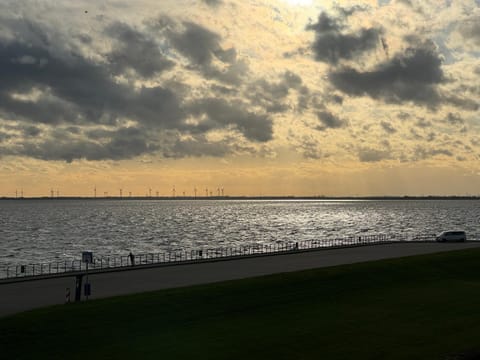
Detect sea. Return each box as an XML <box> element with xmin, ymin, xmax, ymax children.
<box><xmin>0</xmin><ymin>199</ymin><xmax>479</xmax><ymax>268</ymax></box>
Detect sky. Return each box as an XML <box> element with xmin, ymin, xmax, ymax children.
<box><xmin>0</xmin><ymin>0</ymin><xmax>479</xmax><ymax>197</ymax></box>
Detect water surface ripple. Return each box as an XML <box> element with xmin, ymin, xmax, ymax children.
<box><xmin>0</xmin><ymin>199</ymin><xmax>479</xmax><ymax>266</ymax></box>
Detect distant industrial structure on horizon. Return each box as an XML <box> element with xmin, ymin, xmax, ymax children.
<box><xmin>5</xmin><ymin>185</ymin><xmax>480</xmax><ymax>201</ymax></box>
<box><xmin>2</xmin><ymin>194</ymin><xmax>480</xmax><ymax>201</ymax></box>
<box><xmin>7</xmin><ymin>185</ymin><xmax>231</xmax><ymax>200</ymax></box>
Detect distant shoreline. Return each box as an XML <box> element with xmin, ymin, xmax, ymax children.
<box><xmin>1</xmin><ymin>195</ymin><xmax>480</xmax><ymax>201</ymax></box>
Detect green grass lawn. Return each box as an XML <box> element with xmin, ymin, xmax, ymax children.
<box><xmin>2</xmin><ymin>248</ymin><xmax>480</xmax><ymax>359</ymax></box>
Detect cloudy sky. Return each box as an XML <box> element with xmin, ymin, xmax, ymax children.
<box><xmin>0</xmin><ymin>0</ymin><xmax>479</xmax><ymax>197</ymax></box>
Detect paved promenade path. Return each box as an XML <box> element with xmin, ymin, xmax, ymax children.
<box><xmin>2</xmin><ymin>242</ymin><xmax>480</xmax><ymax>318</ymax></box>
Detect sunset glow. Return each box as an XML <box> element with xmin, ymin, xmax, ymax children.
<box><xmin>0</xmin><ymin>0</ymin><xmax>479</xmax><ymax>197</ymax></box>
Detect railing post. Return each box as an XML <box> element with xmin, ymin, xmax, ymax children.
<box><xmin>0</xmin><ymin>232</ymin><xmax>442</xmax><ymax>280</ymax></box>
<box><xmin>75</xmin><ymin>275</ymin><xmax>83</xmax><ymax>302</ymax></box>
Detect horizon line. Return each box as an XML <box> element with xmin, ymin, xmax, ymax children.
<box><xmin>1</xmin><ymin>195</ymin><xmax>480</xmax><ymax>200</ymax></box>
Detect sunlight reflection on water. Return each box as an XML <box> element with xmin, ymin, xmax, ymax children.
<box><xmin>0</xmin><ymin>199</ymin><xmax>479</xmax><ymax>266</ymax></box>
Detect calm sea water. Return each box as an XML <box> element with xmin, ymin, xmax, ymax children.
<box><xmin>0</xmin><ymin>199</ymin><xmax>479</xmax><ymax>267</ymax></box>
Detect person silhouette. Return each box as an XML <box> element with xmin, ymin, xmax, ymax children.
<box><xmin>128</xmin><ymin>252</ymin><xmax>135</xmax><ymax>266</ymax></box>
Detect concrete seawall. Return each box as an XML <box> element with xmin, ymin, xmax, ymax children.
<box><xmin>2</xmin><ymin>242</ymin><xmax>480</xmax><ymax>318</ymax></box>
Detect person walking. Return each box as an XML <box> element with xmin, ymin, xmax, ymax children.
<box><xmin>128</xmin><ymin>251</ymin><xmax>135</xmax><ymax>266</ymax></box>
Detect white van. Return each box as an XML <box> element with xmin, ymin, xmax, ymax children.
<box><xmin>435</xmin><ymin>231</ymin><xmax>467</xmax><ymax>242</ymax></box>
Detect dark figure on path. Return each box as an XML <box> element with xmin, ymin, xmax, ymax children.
<box><xmin>129</xmin><ymin>252</ymin><xmax>135</xmax><ymax>266</ymax></box>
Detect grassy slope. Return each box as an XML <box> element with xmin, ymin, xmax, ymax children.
<box><xmin>2</xmin><ymin>248</ymin><xmax>480</xmax><ymax>360</ymax></box>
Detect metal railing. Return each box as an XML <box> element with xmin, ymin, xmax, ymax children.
<box><xmin>0</xmin><ymin>232</ymin><xmax>451</xmax><ymax>280</ymax></box>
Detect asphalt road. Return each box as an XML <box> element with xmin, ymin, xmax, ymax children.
<box><xmin>2</xmin><ymin>242</ymin><xmax>480</xmax><ymax>318</ymax></box>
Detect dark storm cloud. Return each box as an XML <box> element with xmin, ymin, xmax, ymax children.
<box><xmin>306</xmin><ymin>13</ymin><xmax>339</xmax><ymax>33</ymax></box>
<box><xmin>0</xmin><ymin>124</ymin><xmax>40</xmax><ymax>139</ymax></box>
<box><xmin>127</xmin><ymin>86</ymin><xmax>185</xmax><ymax>128</ymax></box>
<box><xmin>445</xmin><ymin>94</ymin><xmax>478</xmax><ymax>111</ymax></box>
<box><xmin>0</xmin><ymin>19</ymin><xmax>194</xmax><ymax>127</ymax></box>
<box><xmin>76</xmin><ymin>34</ymin><xmax>93</xmax><ymax>45</ymax></box>
<box><xmin>163</xmin><ymin>135</ymin><xmax>235</xmax><ymax>158</ymax></box>
<box><xmin>0</xmin><ymin>16</ymin><xmax>276</xmax><ymax>162</ymax></box>
<box><xmin>187</xmin><ymin>98</ymin><xmax>273</xmax><ymax>142</ymax></box>
<box><xmin>0</xmin><ymin>93</ymin><xmax>80</xmax><ymax>126</ymax></box>
<box><xmin>210</xmin><ymin>84</ymin><xmax>238</xmax><ymax>95</ymax></box>
<box><xmin>316</xmin><ymin>110</ymin><xmax>347</xmax><ymax>131</ymax></box>
<box><xmin>0</xmin><ymin>131</ymin><xmax>12</xmax><ymax>142</ymax></box>
<box><xmin>105</xmin><ymin>22</ymin><xmax>174</xmax><ymax>77</ymax></box>
<box><xmin>306</xmin><ymin>12</ymin><xmax>382</xmax><ymax>64</ymax></box>
<box><xmin>0</xmin><ymin>40</ymin><xmax>124</xmax><ymax>126</ymax></box>
<box><xmin>0</xmin><ymin>37</ymin><xmax>185</xmax><ymax>129</ymax></box>
<box><xmin>20</xmin><ymin>125</ymin><xmax>41</xmax><ymax>137</ymax></box>
<box><xmin>6</xmin><ymin>127</ymin><xmax>156</xmax><ymax>163</ymax></box>
<box><xmin>162</xmin><ymin>20</ymin><xmax>247</xmax><ymax>85</ymax></box>
<box><xmin>329</xmin><ymin>44</ymin><xmax>444</xmax><ymax>108</ymax></box>
<box><xmin>169</xmin><ymin>22</ymin><xmax>223</xmax><ymax>66</ymax></box>
<box><xmin>247</xmin><ymin>71</ymin><xmax>303</xmax><ymax>114</ymax></box>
